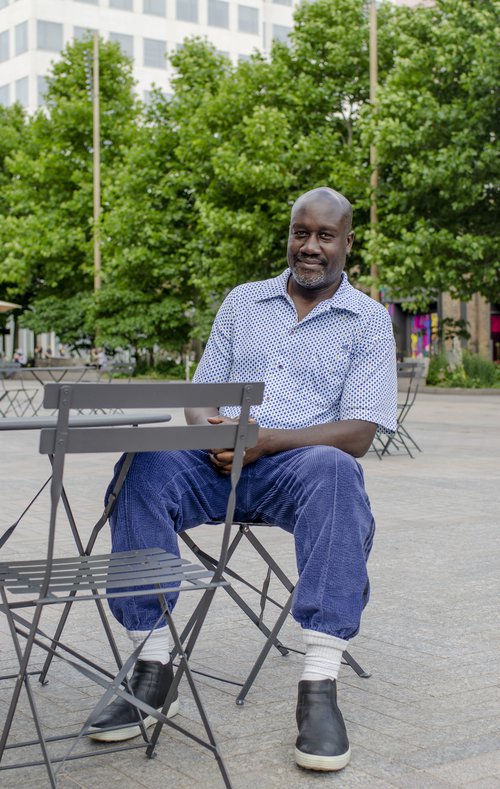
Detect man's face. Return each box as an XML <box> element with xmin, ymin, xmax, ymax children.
<box><xmin>287</xmin><ymin>197</ymin><xmax>354</xmax><ymax>293</ymax></box>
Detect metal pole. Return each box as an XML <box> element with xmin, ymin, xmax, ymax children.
<box><xmin>369</xmin><ymin>0</ymin><xmax>380</xmax><ymax>302</ymax></box>
<box><xmin>93</xmin><ymin>33</ymin><xmax>101</xmax><ymax>291</ymax></box>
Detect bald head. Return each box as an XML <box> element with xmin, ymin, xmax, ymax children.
<box><xmin>291</xmin><ymin>187</ymin><xmax>353</xmax><ymax>233</ymax></box>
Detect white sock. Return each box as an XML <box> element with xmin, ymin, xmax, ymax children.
<box><xmin>126</xmin><ymin>626</ymin><xmax>171</xmax><ymax>665</ymax></box>
<box><xmin>301</xmin><ymin>629</ymin><xmax>349</xmax><ymax>682</ymax></box>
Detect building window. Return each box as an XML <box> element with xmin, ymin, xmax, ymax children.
<box><xmin>77</xmin><ymin>0</ymin><xmax>99</xmax><ymax>4</ymax></box>
<box><xmin>143</xmin><ymin>0</ymin><xmax>165</xmax><ymax>15</ymax></box>
<box><xmin>109</xmin><ymin>32</ymin><xmax>134</xmax><ymax>58</ymax></box>
<box><xmin>15</xmin><ymin>76</ymin><xmax>29</xmax><ymax>107</ymax></box>
<box><xmin>37</xmin><ymin>21</ymin><xmax>63</xmax><ymax>52</ymax></box>
<box><xmin>0</xmin><ymin>0</ymin><xmax>9</xmax><ymax>8</ymax></box>
<box><xmin>37</xmin><ymin>75</ymin><xmax>48</xmax><ymax>106</ymax></box>
<box><xmin>15</xmin><ymin>21</ymin><xmax>28</xmax><ymax>55</ymax></box>
<box><xmin>238</xmin><ymin>53</ymin><xmax>250</xmax><ymax>62</ymax></box>
<box><xmin>272</xmin><ymin>24</ymin><xmax>292</xmax><ymax>43</ymax></box>
<box><xmin>208</xmin><ymin>0</ymin><xmax>229</xmax><ymax>29</ymax></box>
<box><xmin>109</xmin><ymin>0</ymin><xmax>133</xmax><ymax>9</ymax></box>
<box><xmin>272</xmin><ymin>0</ymin><xmax>292</xmax><ymax>5</ymax></box>
<box><xmin>238</xmin><ymin>5</ymin><xmax>258</xmax><ymax>34</ymax></box>
<box><xmin>0</xmin><ymin>83</ymin><xmax>9</xmax><ymax>106</ymax></box>
<box><xmin>0</xmin><ymin>30</ymin><xmax>9</xmax><ymax>62</ymax></box>
<box><xmin>176</xmin><ymin>0</ymin><xmax>197</xmax><ymax>23</ymax></box>
<box><xmin>143</xmin><ymin>37</ymin><xmax>166</xmax><ymax>68</ymax></box>
<box><xmin>74</xmin><ymin>27</ymin><xmax>97</xmax><ymax>41</ymax></box>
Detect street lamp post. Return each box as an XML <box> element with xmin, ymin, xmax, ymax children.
<box><xmin>369</xmin><ymin>0</ymin><xmax>380</xmax><ymax>302</ymax></box>
<box><xmin>92</xmin><ymin>32</ymin><xmax>101</xmax><ymax>292</ymax></box>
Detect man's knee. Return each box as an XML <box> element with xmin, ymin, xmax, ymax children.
<box><xmin>299</xmin><ymin>445</ymin><xmax>360</xmax><ymax>480</ymax></box>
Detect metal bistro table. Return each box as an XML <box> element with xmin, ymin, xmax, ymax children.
<box><xmin>0</xmin><ymin>366</ymin><xmax>101</xmax><ymax>418</ymax></box>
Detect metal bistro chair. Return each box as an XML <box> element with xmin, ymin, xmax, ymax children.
<box><xmin>180</xmin><ymin>521</ymin><xmax>371</xmax><ymax>706</ymax></box>
<box><xmin>381</xmin><ymin>361</ymin><xmax>425</xmax><ymax>458</ymax></box>
<box><xmin>0</xmin><ymin>380</ymin><xmax>263</xmax><ymax>788</ymax></box>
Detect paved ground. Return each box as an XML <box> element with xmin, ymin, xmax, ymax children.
<box><xmin>0</xmin><ymin>392</ymin><xmax>499</xmax><ymax>789</ymax></box>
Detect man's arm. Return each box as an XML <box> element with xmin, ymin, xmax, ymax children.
<box><xmin>184</xmin><ymin>409</ymin><xmax>376</xmax><ymax>475</ymax></box>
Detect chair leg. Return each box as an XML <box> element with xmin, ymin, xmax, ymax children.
<box><xmin>0</xmin><ymin>591</ymin><xmax>58</xmax><ymax>786</ymax></box>
<box><xmin>236</xmin><ymin>591</ymin><xmax>295</xmax><ymax>706</ymax></box>
<box><xmin>147</xmin><ymin>592</ymin><xmax>233</xmax><ymax>788</ymax></box>
<box><xmin>342</xmin><ymin>650</ymin><xmax>371</xmax><ymax>678</ymax></box>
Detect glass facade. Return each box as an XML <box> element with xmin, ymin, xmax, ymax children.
<box><xmin>238</xmin><ymin>5</ymin><xmax>258</xmax><ymax>34</ymax></box>
<box><xmin>15</xmin><ymin>75</ymin><xmax>29</xmax><ymax>107</ymax></box>
<box><xmin>208</xmin><ymin>0</ymin><xmax>229</xmax><ymax>29</ymax></box>
<box><xmin>144</xmin><ymin>37</ymin><xmax>166</xmax><ymax>68</ymax></box>
<box><xmin>37</xmin><ymin>75</ymin><xmax>48</xmax><ymax>106</ymax></box>
<box><xmin>143</xmin><ymin>0</ymin><xmax>166</xmax><ymax>15</ymax></box>
<box><xmin>0</xmin><ymin>30</ymin><xmax>9</xmax><ymax>62</ymax></box>
<box><xmin>176</xmin><ymin>0</ymin><xmax>197</xmax><ymax>23</ymax></box>
<box><xmin>15</xmin><ymin>21</ymin><xmax>28</xmax><ymax>56</ymax></box>
<box><xmin>37</xmin><ymin>21</ymin><xmax>63</xmax><ymax>52</ymax></box>
<box><xmin>109</xmin><ymin>0</ymin><xmax>133</xmax><ymax>9</ymax></box>
<box><xmin>109</xmin><ymin>32</ymin><xmax>134</xmax><ymax>57</ymax></box>
<box><xmin>272</xmin><ymin>23</ymin><xmax>291</xmax><ymax>42</ymax></box>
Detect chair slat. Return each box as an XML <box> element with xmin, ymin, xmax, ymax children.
<box><xmin>39</xmin><ymin>422</ymin><xmax>259</xmax><ymax>455</ymax></box>
<box><xmin>43</xmin><ymin>381</ymin><xmax>264</xmax><ymax>410</ymax></box>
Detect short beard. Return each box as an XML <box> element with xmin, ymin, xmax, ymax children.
<box><xmin>289</xmin><ymin>265</ymin><xmax>327</xmax><ymax>289</ymax></box>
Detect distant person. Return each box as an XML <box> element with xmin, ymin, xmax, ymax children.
<box><xmin>13</xmin><ymin>348</ymin><xmax>27</xmax><ymax>366</ymax></box>
<box><xmin>97</xmin><ymin>348</ymin><xmax>108</xmax><ymax>370</ymax></box>
<box><xmin>59</xmin><ymin>345</ymin><xmax>67</xmax><ymax>358</ymax></box>
<box><xmin>34</xmin><ymin>345</ymin><xmax>44</xmax><ymax>360</ymax></box>
<box><xmin>43</xmin><ymin>348</ymin><xmax>53</xmax><ymax>360</ymax></box>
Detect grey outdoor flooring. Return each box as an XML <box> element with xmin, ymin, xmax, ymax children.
<box><xmin>0</xmin><ymin>391</ymin><xmax>499</xmax><ymax>788</ymax></box>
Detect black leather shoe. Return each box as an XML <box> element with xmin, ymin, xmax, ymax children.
<box><xmin>88</xmin><ymin>659</ymin><xmax>179</xmax><ymax>742</ymax></box>
<box><xmin>295</xmin><ymin>679</ymin><xmax>351</xmax><ymax>771</ymax></box>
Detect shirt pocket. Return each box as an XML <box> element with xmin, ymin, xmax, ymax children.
<box><xmin>302</xmin><ymin>347</ymin><xmax>352</xmax><ymax>407</ymax></box>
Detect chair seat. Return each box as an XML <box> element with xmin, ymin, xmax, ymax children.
<box><xmin>0</xmin><ymin>548</ymin><xmax>227</xmax><ymax>603</ymax></box>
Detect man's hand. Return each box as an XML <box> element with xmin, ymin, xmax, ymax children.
<box><xmin>207</xmin><ymin>415</ymin><xmax>266</xmax><ymax>475</ymax></box>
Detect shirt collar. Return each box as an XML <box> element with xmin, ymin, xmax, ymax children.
<box><xmin>255</xmin><ymin>269</ymin><xmax>364</xmax><ymax>315</ymax></box>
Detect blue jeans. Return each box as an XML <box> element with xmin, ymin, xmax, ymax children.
<box><xmin>107</xmin><ymin>446</ymin><xmax>375</xmax><ymax>640</ymax></box>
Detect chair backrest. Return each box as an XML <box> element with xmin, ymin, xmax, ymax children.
<box><xmin>396</xmin><ymin>361</ymin><xmax>425</xmax><ymax>413</ymax></box>
<box><xmin>39</xmin><ymin>381</ymin><xmax>264</xmax><ymax>585</ymax></box>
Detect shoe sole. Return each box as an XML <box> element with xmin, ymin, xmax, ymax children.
<box><xmin>294</xmin><ymin>745</ymin><xmax>351</xmax><ymax>771</ymax></box>
<box><xmin>88</xmin><ymin>697</ymin><xmax>180</xmax><ymax>742</ymax></box>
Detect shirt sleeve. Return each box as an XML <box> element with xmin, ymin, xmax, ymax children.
<box><xmin>339</xmin><ymin>307</ymin><xmax>398</xmax><ymax>434</ymax></box>
<box><xmin>192</xmin><ymin>291</ymin><xmax>234</xmax><ymax>384</ymax></box>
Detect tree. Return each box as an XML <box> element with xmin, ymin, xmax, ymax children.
<box><xmin>369</xmin><ymin>0</ymin><xmax>499</xmax><ymax>306</ymax></box>
<box><xmin>0</xmin><ymin>36</ymin><xmax>138</xmax><ymax>348</ymax></box>
<box><xmin>153</xmin><ymin>0</ymin><xmax>397</xmax><ymax>333</ymax></box>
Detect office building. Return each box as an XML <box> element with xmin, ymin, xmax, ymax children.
<box><xmin>0</xmin><ymin>0</ymin><xmax>296</xmax><ymax>111</ymax></box>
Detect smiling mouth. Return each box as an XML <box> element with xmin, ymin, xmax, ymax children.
<box><xmin>296</xmin><ymin>258</ymin><xmax>325</xmax><ymax>268</ymax></box>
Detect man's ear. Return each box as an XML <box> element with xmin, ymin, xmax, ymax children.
<box><xmin>346</xmin><ymin>231</ymin><xmax>355</xmax><ymax>255</ymax></box>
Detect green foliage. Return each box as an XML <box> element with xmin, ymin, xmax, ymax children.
<box><xmin>369</xmin><ymin>0</ymin><xmax>499</xmax><ymax>305</ymax></box>
<box><xmin>0</xmin><ymin>37</ymin><xmax>138</xmax><ymax>331</ymax></box>
<box><xmin>1</xmin><ymin>1</ymin><xmax>498</xmax><ymax>350</ymax></box>
<box><xmin>427</xmin><ymin>351</ymin><xmax>500</xmax><ymax>388</ymax></box>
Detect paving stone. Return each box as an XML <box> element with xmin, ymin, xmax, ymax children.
<box><xmin>1</xmin><ymin>393</ymin><xmax>499</xmax><ymax>788</ymax></box>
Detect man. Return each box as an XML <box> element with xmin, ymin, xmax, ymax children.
<box><xmin>90</xmin><ymin>187</ymin><xmax>397</xmax><ymax>772</ymax></box>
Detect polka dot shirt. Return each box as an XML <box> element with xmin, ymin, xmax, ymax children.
<box><xmin>193</xmin><ymin>269</ymin><xmax>397</xmax><ymax>434</ymax></box>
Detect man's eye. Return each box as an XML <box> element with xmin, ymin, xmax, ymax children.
<box><xmin>294</xmin><ymin>231</ymin><xmax>307</xmax><ymax>238</ymax></box>
<box><xmin>320</xmin><ymin>234</ymin><xmax>333</xmax><ymax>241</ymax></box>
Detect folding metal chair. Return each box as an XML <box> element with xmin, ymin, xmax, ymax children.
<box><xmin>0</xmin><ymin>380</ymin><xmax>263</xmax><ymax>788</ymax></box>
<box><xmin>381</xmin><ymin>361</ymin><xmax>425</xmax><ymax>458</ymax></box>
<box><xmin>180</xmin><ymin>522</ymin><xmax>371</xmax><ymax>706</ymax></box>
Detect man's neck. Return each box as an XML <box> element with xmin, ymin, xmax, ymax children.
<box><xmin>287</xmin><ymin>275</ymin><xmax>342</xmax><ymax>322</ymax></box>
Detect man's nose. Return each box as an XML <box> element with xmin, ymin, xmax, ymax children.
<box><xmin>301</xmin><ymin>233</ymin><xmax>321</xmax><ymax>254</ymax></box>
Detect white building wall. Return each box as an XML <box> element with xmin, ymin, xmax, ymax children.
<box><xmin>0</xmin><ymin>0</ymin><xmax>296</xmax><ymax>112</ymax></box>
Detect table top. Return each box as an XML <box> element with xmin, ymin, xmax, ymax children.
<box><xmin>0</xmin><ymin>413</ymin><xmax>171</xmax><ymax>430</ymax></box>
